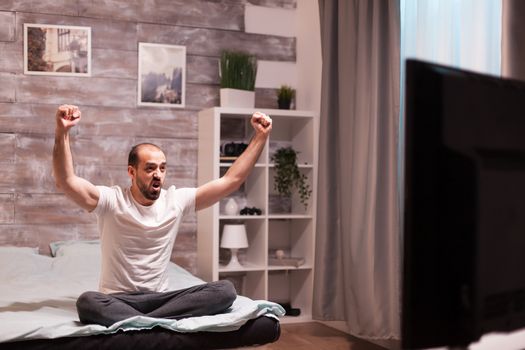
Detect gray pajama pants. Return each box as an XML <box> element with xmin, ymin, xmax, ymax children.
<box><xmin>76</xmin><ymin>280</ymin><xmax>236</xmax><ymax>327</ymax></box>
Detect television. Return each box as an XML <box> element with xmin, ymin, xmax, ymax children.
<box><xmin>402</xmin><ymin>59</ymin><xmax>525</xmax><ymax>349</ymax></box>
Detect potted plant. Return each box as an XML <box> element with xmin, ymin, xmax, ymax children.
<box><xmin>271</xmin><ymin>147</ymin><xmax>311</xmax><ymax>211</ymax></box>
<box><xmin>277</xmin><ymin>85</ymin><xmax>295</xmax><ymax>109</ymax></box>
<box><xmin>219</xmin><ymin>50</ymin><xmax>257</xmax><ymax>108</ymax></box>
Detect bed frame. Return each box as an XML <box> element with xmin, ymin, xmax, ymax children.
<box><xmin>0</xmin><ymin>316</ymin><xmax>280</xmax><ymax>350</ymax></box>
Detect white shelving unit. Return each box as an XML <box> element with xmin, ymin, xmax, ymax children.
<box><xmin>197</xmin><ymin>107</ymin><xmax>318</xmax><ymax>323</ymax></box>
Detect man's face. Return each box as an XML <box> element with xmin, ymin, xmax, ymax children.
<box><xmin>129</xmin><ymin>146</ymin><xmax>166</xmax><ymax>204</ymax></box>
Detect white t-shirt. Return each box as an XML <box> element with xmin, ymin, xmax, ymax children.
<box><xmin>93</xmin><ymin>185</ymin><xmax>197</xmax><ymax>294</ymax></box>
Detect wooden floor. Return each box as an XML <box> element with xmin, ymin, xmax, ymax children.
<box><xmin>242</xmin><ymin>322</ymin><xmax>397</xmax><ymax>350</ymax></box>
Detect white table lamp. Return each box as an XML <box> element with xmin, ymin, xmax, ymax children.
<box><xmin>221</xmin><ymin>224</ymin><xmax>248</xmax><ymax>269</ymax></box>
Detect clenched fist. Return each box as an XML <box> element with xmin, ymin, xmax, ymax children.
<box><xmin>56</xmin><ymin>104</ymin><xmax>81</xmax><ymax>131</ymax></box>
<box><xmin>251</xmin><ymin>111</ymin><xmax>272</xmax><ymax>136</ymax></box>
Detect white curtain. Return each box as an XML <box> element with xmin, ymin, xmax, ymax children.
<box><xmin>400</xmin><ymin>0</ymin><xmax>501</xmax><ymax>75</ymax></box>
<box><xmin>398</xmin><ymin>0</ymin><xmax>502</xmax><ymax>225</ymax></box>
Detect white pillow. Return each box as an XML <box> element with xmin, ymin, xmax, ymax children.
<box><xmin>0</xmin><ymin>246</ymin><xmax>39</xmax><ymax>254</ymax></box>
<box><xmin>50</xmin><ymin>240</ymin><xmax>100</xmax><ymax>257</ymax></box>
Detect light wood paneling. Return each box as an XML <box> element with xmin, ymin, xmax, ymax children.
<box><xmin>185</xmin><ymin>83</ymin><xmax>220</xmax><ymax>110</ymax></box>
<box><xmin>15</xmin><ymin>193</ymin><xmax>95</xmax><ymax>224</ymax></box>
<box><xmin>0</xmin><ymin>42</ymin><xmax>22</xmax><ymax>73</ymax></box>
<box><xmin>71</xmin><ymin>136</ymin><xmax>136</xmax><ymax>166</ymax></box>
<box><xmin>16</xmin><ymin>161</ymin><xmax>57</xmax><ymax>193</ymax></box>
<box><xmin>78</xmin><ymin>0</ymin><xmax>245</xmax><ymax>31</ymax></box>
<box><xmin>0</xmin><ymin>163</ymin><xmax>17</xmax><ymax>193</ymax></box>
<box><xmin>92</xmin><ymin>48</ymin><xmax>137</xmax><ymax>79</ymax></box>
<box><xmin>256</xmin><ymin>87</ymin><xmax>282</xmax><ymax>109</ymax></box>
<box><xmin>16</xmin><ymin>13</ymin><xmax>138</xmax><ymax>51</ymax></box>
<box><xmin>15</xmin><ymin>134</ymin><xmax>54</xmax><ymax>161</ymax></box>
<box><xmin>77</xmin><ymin>106</ymin><xmax>198</xmax><ymax>139</ymax></box>
<box><xmin>0</xmin><ymin>11</ymin><xmax>15</xmax><ymax>42</ymax></box>
<box><xmin>0</xmin><ymin>72</ymin><xmax>15</xmax><ymax>102</ymax></box>
<box><xmin>187</xmin><ymin>55</ymin><xmax>219</xmax><ymax>85</ymax></box>
<box><xmin>0</xmin><ymin>1</ymin><xmax>79</xmax><ymax>16</ymax></box>
<box><xmin>0</xmin><ymin>224</ymin><xmax>99</xmax><ymax>255</ymax></box>
<box><xmin>0</xmin><ymin>194</ymin><xmax>15</xmax><ymax>223</ymax></box>
<box><xmin>0</xmin><ymin>103</ymin><xmax>61</xmax><ymax>135</ymax></box>
<box><xmin>17</xmin><ymin>75</ymin><xmax>137</xmax><ymax>108</ymax></box>
<box><xmin>138</xmin><ymin>23</ymin><xmax>296</xmax><ymax>61</ymax></box>
<box><xmin>0</xmin><ymin>133</ymin><xmax>15</xmax><ymax>163</ymax></box>
<box><xmin>0</xmin><ymin>0</ymin><xmax>296</xmax><ymax>272</ymax></box>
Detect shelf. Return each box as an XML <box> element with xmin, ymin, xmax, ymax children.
<box><xmin>219</xmin><ymin>263</ymin><xmax>266</xmax><ymax>273</ymax></box>
<box><xmin>219</xmin><ymin>215</ymin><xmax>265</xmax><ymax>220</ymax></box>
<box><xmin>268</xmin><ymin>163</ymin><xmax>313</xmax><ymax>169</ymax></box>
<box><xmin>202</xmin><ymin>106</ymin><xmax>317</xmax><ymax>118</ymax></box>
<box><xmin>268</xmin><ymin>214</ymin><xmax>313</xmax><ymax>219</ymax></box>
<box><xmin>220</xmin><ymin>162</ymin><xmax>267</xmax><ymax>168</ymax></box>
<box><xmin>267</xmin><ymin>265</ymin><xmax>313</xmax><ymax>271</ymax></box>
<box><xmin>198</xmin><ymin>107</ymin><xmax>317</xmax><ymax>319</ymax></box>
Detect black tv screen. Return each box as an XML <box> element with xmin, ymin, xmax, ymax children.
<box><xmin>402</xmin><ymin>59</ymin><xmax>525</xmax><ymax>349</ymax></box>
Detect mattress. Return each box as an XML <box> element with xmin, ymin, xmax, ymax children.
<box><xmin>0</xmin><ymin>243</ymin><xmax>283</xmax><ymax>349</ymax></box>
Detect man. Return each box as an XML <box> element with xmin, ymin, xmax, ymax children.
<box><xmin>53</xmin><ymin>104</ymin><xmax>272</xmax><ymax>327</ymax></box>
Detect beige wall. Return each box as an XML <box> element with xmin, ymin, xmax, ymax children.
<box><xmin>0</xmin><ymin>0</ymin><xmax>297</xmax><ymax>273</ymax></box>
<box><xmin>296</xmin><ymin>0</ymin><xmax>322</xmax><ymax>113</ymax></box>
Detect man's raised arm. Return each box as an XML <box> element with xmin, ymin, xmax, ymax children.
<box><xmin>53</xmin><ymin>104</ymin><xmax>99</xmax><ymax>212</ymax></box>
<box><xmin>195</xmin><ymin>111</ymin><xmax>272</xmax><ymax>211</ymax></box>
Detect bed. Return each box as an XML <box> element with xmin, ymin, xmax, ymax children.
<box><xmin>0</xmin><ymin>242</ymin><xmax>283</xmax><ymax>349</ymax></box>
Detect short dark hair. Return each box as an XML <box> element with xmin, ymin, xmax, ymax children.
<box><xmin>128</xmin><ymin>143</ymin><xmax>162</xmax><ymax>167</ymax></box>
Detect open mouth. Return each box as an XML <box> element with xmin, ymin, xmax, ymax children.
<box><xmin>151</xmin><ymin>181</ymin><xmax>161</xmax><ymax>190</ymax></box>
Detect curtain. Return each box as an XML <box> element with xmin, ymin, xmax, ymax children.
<box><xmin>398</xmin><ymin>0</ymin><xmax>502</xmax><ymax>223</ymax></box>
<box><xmin>502</xmin><ymin>0</ymin><xmax>525</xmax><ymax>80</ymax></box>
<box><xmin>400</xmin><ymin>0</ymin><xmax>501</xmax><ymax>76</ymax></box>
<box><xmin>313</xmin><ymin>0</ymin><xmax>401</xmax><ymax>339</ymax></box>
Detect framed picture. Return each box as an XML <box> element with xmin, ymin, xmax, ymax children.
<box><xmin>138</xmin><ymin>43</ymin><xmax>186</xmax><ymax>108</ymax></box>
<box><xmin>24</xmin><ymin>23</ymin><xmax>91</xmax><ymax>76</ymax></box>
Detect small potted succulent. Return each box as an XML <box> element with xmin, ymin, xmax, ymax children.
<box><xmin>276</xmin><ymin>85</ymin><xmax>295</xmax><ymax>109</ymax></box>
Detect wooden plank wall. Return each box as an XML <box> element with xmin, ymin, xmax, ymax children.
<box><xmin>0</xmin><ymin>0</ymin><xmax>296</xmax><ymax>273</ymax></box>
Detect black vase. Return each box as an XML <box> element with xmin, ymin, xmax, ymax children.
<box><xmin>278</xmin><ymin>99</ymin><xmax>291</xmax><ymax>110</ymax></box>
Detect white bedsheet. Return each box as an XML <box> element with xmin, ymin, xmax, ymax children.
<box><xmin>0</xmin><ymin>246</ymin><xmax>284</xmax><ymax>343</ymax></box>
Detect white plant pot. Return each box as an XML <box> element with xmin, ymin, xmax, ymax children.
<box><xmin>220</xmin><ymin>88</ymin><xmax>255</xmax><ymax>108</ymax></box>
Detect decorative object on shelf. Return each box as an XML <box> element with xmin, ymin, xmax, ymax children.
<box><xmin>271</xmin><ymin>147</ymin><xmax>312</xmax><ymax>210</ymax></box>
<box><xmin>220</xmin><ymin>156</ymin><xmax>238</xmax><ymax>163</ymax></box>
<box><xmin>279</xmin><ymin>302</ymin><xmax>301</xmax><ymax>317</ymax></box>
<box><xmin>268</xmin><ymin>194</ymin><xmax>291</xmax><ymax>213</ymax></box>
<box><xmin>224</xmin><ymin>198</ymin><xmax>239</xmax><ymax>216</ymax></box>
<box><xmin>276</xmin><ymin>84</ymin><xmax>295</xmax><ymax>109</ymax></box>
<box><xmin>240</xmin><ymin>206</ymin><xmax>262</xmax><ymax>216</ymax></box>
<box><xmin>221</xmin><ymin>142</ymin><xmax>248</xmax><ymax>157</ymax></box>
<box><xmin>268</xmin><ymin>249</ymin><xmax>305</xmax><ymax>267</ymax></box>
<box><xmin>221</xmin><ymin>224</ymin><xmax>249</xmax><ymax>269</ymax></box>
<box><xmin>219</xmin><ymin>50</ymin><xmax>257</xmax><ymax>108</ymax></box>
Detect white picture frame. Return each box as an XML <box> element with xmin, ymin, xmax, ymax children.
<box><xmin>138</xmin><ymin>42</ymin><xmax>186</xmax><ymax>108</ymax></box>
<box><xmin>24</xmin><ymin>23</ymin><xmax>91</xmax><ymax>77</ymax></box>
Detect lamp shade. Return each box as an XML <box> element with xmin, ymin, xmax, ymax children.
<box><xmin>220</xmin><ymin>224</ymin><xmax>248</xmax><ymax>249</ymax></box>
